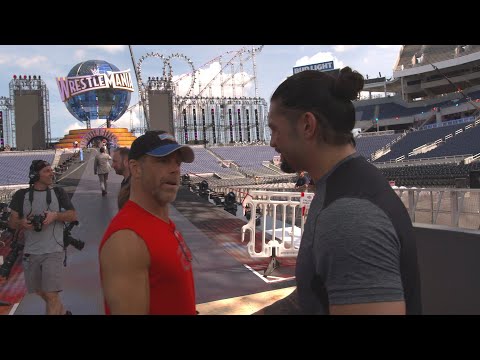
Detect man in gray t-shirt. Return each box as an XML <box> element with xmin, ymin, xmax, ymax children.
<box><xmin>7</xmin><ymin>160</ymin><xmax>78</xmax><ymax>315</ymax></box>
<box><xmin>294</xmin><ymin>154</ymin><xmax>404</xmax><ymax>314</ymax></box>
<box><xmin>255</xmin><ymin>68</ymin><xmax>421</xmax><ymax>315</ymax></box>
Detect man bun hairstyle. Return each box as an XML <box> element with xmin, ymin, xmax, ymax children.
<box><xmin>333</xmin><ymin>66</ymin><xmax>365</xmax><ymax>101</ymax></box>
<box><xmin>271</xmin><ymin>67</ymin><xmax>364</xmax><ymax>145</ymax></box>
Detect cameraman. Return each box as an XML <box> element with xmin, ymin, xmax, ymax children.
<box><xmin>7</xmin><ymin>160</ymin><xmax>77</xmax><ymax>315</ymax></box>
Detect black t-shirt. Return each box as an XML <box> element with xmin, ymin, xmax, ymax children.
<box><xmin>120</xmin><ymin>175</ymin><xmax>131</xmax><ymax>189</ymax></box>
<box><xmin>295</xmin><ymin>177</ymin><xmax>307</xmax><ymax>187</ymax></box>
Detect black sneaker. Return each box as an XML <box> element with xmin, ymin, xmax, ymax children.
<box><xmin>65</xmin><ymin>310</ymin><xmax>72</xmax><ymax>315</ymax></box>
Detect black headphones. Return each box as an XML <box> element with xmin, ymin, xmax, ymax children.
<box><xmin>29</xmin><ymin>160</ymin><xmax>48</xmax><ymax>184</ymax></box>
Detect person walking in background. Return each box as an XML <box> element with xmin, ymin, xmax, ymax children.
<box><xmin>94</xmin><ymin>147</ymin><xmax>112</xmax><ymax>197</ymax></box>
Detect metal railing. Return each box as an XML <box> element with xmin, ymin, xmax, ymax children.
<box><xmin>394</xmin><ymin>188</ymin><xmax>480</xmax><ymax>229</ymax></box>
<box><xmin>240</xmin><ymin>190</ymin><xmax>309</xmax><ymax>258</ymax></box>
<box><xmin>233</xmin><ymin>188</ymin><xmax>480</xmax><ymax>260</ymax></box>
<box><xmin>374</xmin><ymin>154</ymin><xmax>470</xmax><ymax>167</ymax></box>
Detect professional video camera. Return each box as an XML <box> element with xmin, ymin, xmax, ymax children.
<box><xmin>63</xmin><ymin>221</ymin><xmax>84</xmax><ymax>251</ymax></box>
<box><xmin>30</xmin><ymin>214</ymin><xmax>46</xmax><ymax>232</ymax></box>
<box><xmin>0</xmin><ymin>232</ymin><xmax>23</xmax><ymax>279</ymax></box>
<box><xmin>223</xmin><ymin>192</ymin><xmax>238</xmax><ymax>216</ymax></box>
<box><xmin>199</xmin><ymin>180</ymin><xmax>210</xmax><ymax>198</ymax></box>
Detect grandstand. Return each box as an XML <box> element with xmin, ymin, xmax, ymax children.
<box><xmin>0</xmin><ymin>150</ymin><xmax>55</xmax><ymax>186</ymax></box>
<box><xmin>347</xmin><ymin>44</ymin><xmax>480</xmax><ymax>190</ymax></box>
<box><xmin>209</xmin><ymin>145</ymin><xmax>278</xmax><ymax>167</ymax></box>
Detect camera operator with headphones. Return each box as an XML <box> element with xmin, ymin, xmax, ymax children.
<box><xmin>6</xmin><ymin>160</ymin><xmax>77</xmax><ymax>315</ymax></box>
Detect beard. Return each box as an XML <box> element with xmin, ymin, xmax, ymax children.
<box><xmin>280</xmin><ymin>157</ymin><xmax>297</xmax><ymax>174</ymax></box>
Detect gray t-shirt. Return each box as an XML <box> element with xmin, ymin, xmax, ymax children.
<box><xmin>9</xmin><ymin>187</ymin><xmax>75</xmax><ymax>255</ymax></box>
<box><xmin>295</xmin><ymin>153</ymin><xmax>404</xmax><ymax>314</ymax></box>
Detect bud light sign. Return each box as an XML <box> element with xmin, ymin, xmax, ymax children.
<box><xmin>293</xmin><ymin>61</ymin><xmax>334</xmax><ymax>74</ymax></box>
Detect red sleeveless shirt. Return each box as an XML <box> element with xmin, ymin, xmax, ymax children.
<box><xmin>99</xmin><ymin>200</ymin><xmax>196</xmax><ymax>315</ymax></box>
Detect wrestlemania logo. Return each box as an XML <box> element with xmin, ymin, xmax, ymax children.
<box><xmin>56</xmin><ymin>66</ymin><xmax>134</xmax><ymax>102</ymax></box>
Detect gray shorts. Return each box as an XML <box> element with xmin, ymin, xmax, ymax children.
<box><xmin>22</xmin><ymin>252</ymin><xmax>65</xmax><ymax>293</ymax></box>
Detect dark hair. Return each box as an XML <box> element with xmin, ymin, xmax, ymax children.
<box><xmin>113</xmin><ymin>147</ymin><xmax>130</xmax><ymax>159</ymax></box>
<box><xmin>271</xmin><ymin>67</ymin><xmax>364</xmax><ymax>145</ymax></box>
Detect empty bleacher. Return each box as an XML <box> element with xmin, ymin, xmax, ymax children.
<box><xmin>355</xmin><ymin>104</ymin><xmax>376</xmax><ymax>121</ymax></box>
<box><xmin>378</xmin><ymin>102</ymin><xmax>431</xmax><ymax>119</ymax></box>
<box><xmin>213</xmin><ymin>168</ymin><xmax>246</xmax><ymax>179</ymax></box>
<box><xmin>240</xmin><ymin>166</ymin><xmax>282</xmax><ymax>177</ymax></box>
<box><xmin>375</xmin><ymin>121</ymin><xmax>474</xmax><ymax>162</ymax></box>
<box><xmin>380</xmin><ymin>162</ymin><xmax>480</xmax><ymax>188</ymax></box>
<box><xmin>0</xmin><ymin>151</ymin><xmax>55</xmax><ymax>186</ymax></box>
<box><xmin>209</xmin><ymin>145</ymin><xmax>278</xmax><ymax>167</ymax></box>
<box><xmin>355</xmin><ymin>133</ymin><xmax>399</xmax><ymax>158</ymax></box>
<box><xmin>357</xmin><ymin>88</ymin><xmax>480</xmax><ymax>122</ymax></box>
<box><xmin>181</xmin><ymin>147</ymin><xmax>226</xmax><ymax>174</ymax></box>
<box><xmin>410</xmin><ymin>123</ymin><xmax>480</xmax><ymax>159</ymax></box>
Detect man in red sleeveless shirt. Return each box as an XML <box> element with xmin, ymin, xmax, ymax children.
<box><xmin>99</xmin><ymin>130</ymin><xmax>196</xmax><ymax>314</ymax></box>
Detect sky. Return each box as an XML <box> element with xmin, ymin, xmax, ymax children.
<box><xmin>0</xmin><ymin>45</ymin><xmax>402</xmax><ymax>140</ymax></box>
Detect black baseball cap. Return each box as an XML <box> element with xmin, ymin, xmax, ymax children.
<box><xmin>129</xmin><ymin>130</ymin><xmax>194</xmax><ymax>163</ymax></box>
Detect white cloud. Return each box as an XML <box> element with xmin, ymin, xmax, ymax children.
<box><xmin>171</xmin><ymin>61</ymin><xmax>254</xmax><ymax>97</ymax></box>
<box><xmin>15</xmin><ymin>56</ymin><xmax>48</xmax><ymax>69</ymax></box>
<box><xmin>363</xmin><ymin>57</ymin><xmax>369</xmax><ymax>63</ymax></box>
<box><xmin>88</xmin><ymin>45</ymin><xmax>126</xmax><ymax>54</ymax></box>
<box><xmin>113</xmin><ymin>104</ymin><xmax>142</xmax><ymax>129</ymax></box>
<box><xmin>376</xmin><ymin>45</ymin><xmax>394</xmax><ymax>49</ymax></box>
<box><xmin>0</xmin><ymin>54</ymin><xmax>12</xmax><ymax>65</ymax></box>
<box><xmin>74</xmin><ymin>49</ymin><xmax>86</xmax><ymax>61</ymax></box>
<box><xmin>333</xmin><ymin>45</ymin><xmax>360</xmax><ymax>52</ymax></box>
<box><xmin>62</xmin><ymin>121</ymin><xmax>84</xmax><ymax>135</ymax></box>
<box><xmin>295</xmin><ymin>52</ymin><xmax>345</xmax><ymax>69</ymax></box>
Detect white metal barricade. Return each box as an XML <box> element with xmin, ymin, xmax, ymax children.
<box><xmin>241</xmin><ymin>190</ymin><xmax>313</xmax><ymax>258</ymax></box>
